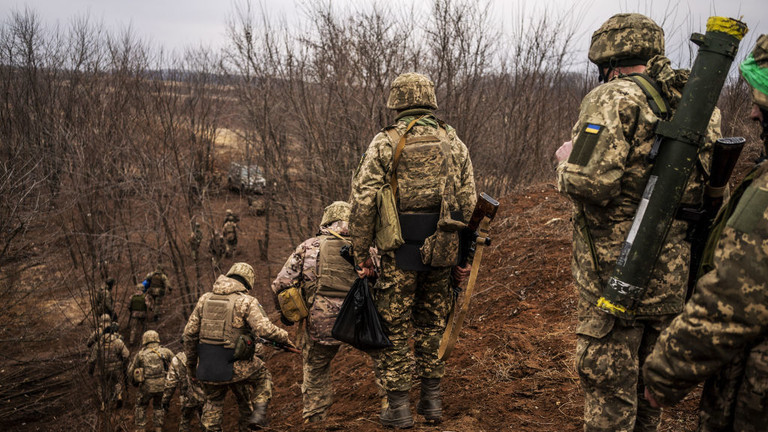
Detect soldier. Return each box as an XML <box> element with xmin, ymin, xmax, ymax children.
<box><xmin>87</xmin><ymin>323</ymin><xmax>130</xmax><ymax>410</ymax></box>
<box><xmin>87</xmin><ymin>313</ymin><xmax>115</xmax><ymax>348</ymax></box>
<box><xmin>271</xmin><ymin>201</ymin><xmax>383</xmax><ymax>423</ymax></box>
<box><xmin>642</xmin><ymin>34</ymin><xmax>768</xmax><ymax>431</ymax></box>
<box><xmin>162</xmin><ymin>349</ymin><xmax>206</xmax><ymax>432</ymax></box>
<box><xmin>183</xmin><ymin>262</ymin><xmax>295</xmax><ymax>431</ymax></box>
<box><xmin>190</xmin><ymin>221</ymin><xmax>203</xmax><ymax>261</ymax></box>
<box><xmin>223</xmin><ymin>209</ymin><xmax>239</xmax><ymax>258</ymax></box>
<box><xmin>129</xmin><ymin>284</ymin><xmax>153</xmax><ymax>345</ymax></box>
<box><xmin>209</xmin><ymin>230</ymin><xmax>225</xmax><ymax>267</ymax></box>
<box><xmin>554</xmin><ymin>14</ymin><xmax>721</xmax><ymax>431</ymax></box>
<box><xmin>144</xmin><ymin>266</ymin><xmax>171</xmax><ymax>321</ymax></box>
<box><xmin>94</xmin><ymin>277</ymin><xmax>116</xmax><ymax>320</ymax></box>
<box><xmin>128</xmin><ymin>330</ymin><xmax>174</xmax><ymax>432</ymax></box>
<box><xmin>349</xmin><ymin>72</ymin><xmax>476</xmax><ymax>427</ymax></box>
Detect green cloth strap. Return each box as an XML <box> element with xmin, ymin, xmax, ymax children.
<box><xmin>740</xmin><ymin>54</ymin><xmax>768</xmax><ymax>98</ymax></box>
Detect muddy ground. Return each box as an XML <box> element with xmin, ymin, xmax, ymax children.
<box><xmin>1</xmin><ymin>182</ymin><xmax>705</xmax><ymax>431</ymax></box>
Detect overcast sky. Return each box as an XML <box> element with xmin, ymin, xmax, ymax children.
<box><xmin>1</xmin><ymin>0</ymin><xmax>765</xmax><ymax>68</ymax></box>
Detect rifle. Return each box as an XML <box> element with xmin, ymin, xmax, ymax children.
<box><xmin>682</xmin><ymin>137</ymin><xmax>745</xmax><ymax>299</ymax></box>
<box><xmin>254</xmin><ymin>336</ymin><xmax>301</xmax><ymax>354</ymax></box>
<box><xmin>438</xmin><ymin>193</ymin><xmax>499</xmax><ymax>360</ymax></box>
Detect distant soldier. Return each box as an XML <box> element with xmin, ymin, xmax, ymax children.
<box><xmin>128</xmin><ymin>330</ymin><xmax>174</xmax><ymax>432</ymax></box>
<box><xmin>222</xmin><ymin>209</ymin><xmax>239</xmax><ymax>258</ymax></box>
<box><xmin>189</xmin><ymin>222</ymin><xmax>203</xmax><ymax>261</ymax></box>
<box><xmin>129</xmin><ymin>284</ymin><xmax>153</xmax><ymax>345</ymax></box>
<box><xmin>209</xmin><ymin>231</ymin><xmax>225</xmax><ymax>267</ymax></box>
<box><xmin>144</xmin><ymin>266</ymin><xmax>171</xmax><ymax>321</ymax></box>
<box><xmin>87</xmin><ymin>324</ymin><xmax>130</xmax><ymax>410</ymax></box>
<box><xmin>183</xmin><ymin>262</ymin><xmax>295</xmax><ymax>431</ymax></box>
<box><xmin>162</xmin><ymin>350</ymin><xmax>206</xmax><ymax>432</ymax></box>
<box><xmin>94</xmin><ymin>277</ymin><xmax>116</xmax><ymax>320</ymax></box>
<box><xmin>87</xmin><ymin>313</ymin><xmax>115</xmax><ymax>348</ymax></box>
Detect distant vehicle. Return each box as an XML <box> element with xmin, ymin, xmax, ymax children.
<box><xmin>227</xmin><ymin>162</ymin><xmax>266</xmax><ymax>195</ymax></box>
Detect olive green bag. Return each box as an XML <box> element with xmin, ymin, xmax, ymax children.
<box><xmin>376</xmin><ymin>117</ymin><xmax>424</xmax><ymax>251</ymax></box>
<box><xmin>277</xmin><ymin>286</ymin><xmax>308</xmax><ymax>323</ymax></box>
<box><xmin>233</xmin><ymin>334</ymin><xmax>255</xmax><ymax>361</ymax></box>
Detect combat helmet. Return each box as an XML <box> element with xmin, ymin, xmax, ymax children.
<box><xmin>142</xmin><ymin>330</ymin><xmax>160</xmax><ymax>346</ymax></box>
<box><xmin>320</xmin><ymin>201</ymin><xmax>351</xmax><ymax>228</ymax></box>
<box><xmin>589</xmin><ymin>13</ymin><xmax>664</xmax><ymax>78</ymax></box>
<box><xmin>387</xmin><ymin>72</ymin><xmax>438</xmax><ymax>111</ymax></box>
<box><xmin>99</xmin><ymin>313</ymin><xmax>112</xmax><ymax>328</ymax></box>
<box><xmin>226</xmin><ymin>262</ymin><xmax>255</xmax><ymax>291</ymax></box>
<box><xmin>740</xmin><ymin>34</ymin><xmax>768</xmax><ymax>110</ymax></box>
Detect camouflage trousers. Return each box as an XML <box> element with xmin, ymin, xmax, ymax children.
<box><xmin>575</xmin><ymin>299</ymin><xmax>673</xmax><ymax>432</ymax></box>
<box><xmin>179</xmin><ymin>403</ymin><xmax>204</xmax><ymax>432</ymax></box>
<box><xmin>200</xmin><ymin>368</ymin><xmax>272</xmax><ymax>432</ymax></box>
<box><xmin>225</xmin><ymin>239</ymin><xmax>237</xmax><ymax>257</ymax></box>
<box><xmin>372</xmin><ymin>255</ymin><xmax>453</xmax><ymax>392</ymax></box>
<box><xmin>135</xmin><ymin>390</ymin><xmax>164</xmax><ymax>431</ymax></box>
<box><xmin>130</xmin><ymin>317</ymin><xmax>147</xmax><ymax>345</ymax></box>
<box><xmin>698</xmin><ymin>339</ymin><xmax>768</xmax><ymax>432</ymax></box>
<box><xmin>96</xmin><ymin>369</ymin><xmax>125</xmax><ymax>408</ymax></box>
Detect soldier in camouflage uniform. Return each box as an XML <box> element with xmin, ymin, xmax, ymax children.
<box><xmin>271</xmin><ymin>201</ymin><xmax>384</xmax><ymax>423</ymax></box>
<box><xmin>129</xmin><ymin>283</ymin><xmax>153</xmax><ymax>345</ymax></box>
<box><xmin>190</xmin><ymin>222</ymin><xmax>203</xmax><ymax>261</ymax></box>
<box><xmin>144</xmin><ymin>266</ymin><xmax>171</xmax><ymax>321</ymax></box>
<box><xmin>350</xmin><ymin>72</ymin><xmax>476</xmax><ymax>428</ymax></box>
<box><xmin>162</xmin><ymin>350</ymin><xmax>206</xmax><ymax>432</ymax></box>
<box><xmin>223</xmin><ymin>209</ymin><xmax>239</xmax><ymax>258</ymax></box>
<box><xmin>128</xmin><ymin>330</ymin><xmax>174</xmax><ymax>432</ymax></box>
<box><xmin>555</xmin><ymin>14</ymin><xmax>721</xmax><ymax>431</ymax></box>
<box><xmin>87</xmin><ymin>313</ymin><xmax>116</xmax><ymax>348</ymax></box>
<box><xmin>88</xmin><ymin>324</ymin><xmax>130</xmax><ymax>410</ymax></box>
<box><xmin>642</xmin><ymin>34</ymin><xmax>768</xmax><ymax>432</ymax></box>
<box><xmin>94</xmin><ymin>277</ymin><xmax>116</xmax><ymax>320</ymax></box>
<box><xmin>183</xmin><ymin>262</ymin><xmax>294</xmax><ymax>431</ymax></box>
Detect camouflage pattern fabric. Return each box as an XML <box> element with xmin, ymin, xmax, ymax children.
<box><xmin>223</xmin><ymin>220</ymin><xmax>238</xmax><ymax>257</ymax></box>
<box><xmin>386</xmin><ymin>72</ymin><xmax>438</xmax><ymax>110</ymax></box>
<box><xmin>300</xmin><ymin>327</ymin><xmax>341</xmax><ymax>420</ymax></box>
<box><xmin>128</xmin><ymin>342</ymin><xmax>173</xmax><ymax>431</ymax></box>
<box><xmin>87</xmin><ymin>332</ymin><xmax>129</xmax><ymax>408</ymax></box>
<box><xmin>129</xmin><ymin>291</ymin><xmax>153</xmax><ymax>345</ymax></box>
<box><xmin>209</xmin><ymin>232</ymin><xmax>225</xmax><ymax>265</ymax></box>
<box><xmin>270</xmin><ymin>220</ymin><xmax>350</xmax><ymax>346</ymax></box>
<box><xmin>643</xmin><ymin>166</ymin><xmax>768</xmax><ymax>431</ymax></box>
<box><xmin>163</xmin><ymin>352</ymin><xmax>205</xmax><ymax>432</ymax></box>
<box><xmin>184</xmin><ymin>275</ymin><xmax>290</xmax><ymax>385</ymax></box>
<box><xmin>372</xmin><ymin>255</ymin><xmax>453</xmax><ymax>392</ymax></box>
<box><xmin>349</xmin><ymin>109</ymin><xmax>476</xmax><ymax>266</ymax></box>
<box><xmin>145</xmin><ymin>270</ymin><xmax>170</xmax><ymax>319</ymax></box>
<box><xmin>94</xmin><ymin>284</ymin><xmax>115</xmax><ymax>318</ymax></box>
<box><xmin>556</xmin><ymin>55</ymin><xmax>721</xmax><ymax>430</ymax></box>
<box><xmin>200</xmin><ymin>367</ymin><xmax>272</xmax><ymax>432</ymax></box>
<box><xmin>588</xmin><ymin>13</ymin><xmax>664</xmax><ymax>66</ymax></box>
<box><xmin>190</xmin><ymin>226</ymin><xmax>203</xmax><ymax>260</ymax></box>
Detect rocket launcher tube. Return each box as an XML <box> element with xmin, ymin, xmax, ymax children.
<box><xmin>596</xmin><ymin>17</ymin><xmax>748</xmax><ymax>318</ymax></box>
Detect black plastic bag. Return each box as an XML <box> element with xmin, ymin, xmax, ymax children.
<box><xmin>332</xmin><ymin>277</ymin><xmax>392</xmax><ymax>350</ymax></box>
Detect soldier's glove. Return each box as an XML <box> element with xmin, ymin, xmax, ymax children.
<box><xmin>280</xmin><ymin>314</ymin><xmax>294</xmax><ymax>327</ymax></box>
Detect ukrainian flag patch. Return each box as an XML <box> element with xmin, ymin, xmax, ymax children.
<box><xmin>585</xmin><ymin>124</ymin><xmax>601</xmax><ymax>134</ymax></box>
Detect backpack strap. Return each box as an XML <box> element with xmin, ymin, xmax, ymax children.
<box><xmin>627</xmin><ymin>73</ymin><xmax>670</xmax><ymax>119</ymax></box>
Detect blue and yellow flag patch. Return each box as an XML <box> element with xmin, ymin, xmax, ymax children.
<box><xmin>584</xmin><ymin>124</ymin><xmax>601</xmax><ymax>134</ymax></box>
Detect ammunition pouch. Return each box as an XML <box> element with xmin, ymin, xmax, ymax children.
<box><xmin>130</xmin><ymin>294</ymin><xmax>147</xmax><ymax>312</ymax></box>
<box><xmin>233</xmin><ymin>334</ymin><xmax>256</xmax><ymax>361</ymax></box>
<box><xmin>395</xmin><ymin>211</ymin><xmax>463</xmax><ymax>271</ymax></box>
<box><xmin>196</xmin><ymin>342</ymin><xmax>235</xmax><ymax>382</ymax></box>
<box><xmin>133</xmin><ymin>367</ymin><xmax>145</xmax><ymax>384</ymax></box>
<box><xmin>375</xmin><ymin>183</ymin><xmax>404</xmax><ymax>251</ymax></box>
<box><xmin>276</xmin><ymin>286</ymin><xmax>308</xmax><ymax>323</ymax></box>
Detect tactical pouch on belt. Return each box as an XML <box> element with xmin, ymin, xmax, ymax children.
<box><xmin>233</xmin><ymin>334</ymin><xmax>255</xmax><ymax>361</ymax></box>
<box><xmin>395</xmin><ymin>210</ymin><xmax>464</xmax><ymax>271</ymax></box>
<box><xmin>421</xmin><ymin>206</ymin><xmax>465</xmax><ymax>268</ymax></box>
<box><xmin>277</xmin><ymin>286</ymin><xmax>308</xmax><ymax>323</ymax></box>
<box><xmin>374</xmin><ymin>183</ymin><xmax>404</xmax><ymax>251</ymax></box>
<box><xmin>132</xmin><ymin>367</ymin><xmax>145</xmax><ymax>384</ymax></box>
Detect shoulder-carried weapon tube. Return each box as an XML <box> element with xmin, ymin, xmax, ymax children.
<box><xmin>597</xmin><ymin>17</ymin><xmax>748</xmax><ymax>318</ymax></box>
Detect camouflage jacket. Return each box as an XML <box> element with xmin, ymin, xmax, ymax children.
<box><xmin>88</xmin><ymin>332</ymin><xmax>129</xmax><ymax>375</ymax></box>
<box><xmin>556</xmin><ymin>55</ymin><xmax>721</xmax><ymax>317</ymax></box>
<box><xmin>183</xmin><ymin>275</ymin><xmax>290</xmax><ymax>384</ymax></box>
<box><xmin>271</xmin><ymin>221</ymin><xmax>351</xmax><ymax>346</ymax></box>
<box><xmin>94</xmin><ymin>285</ymin><xmax>114</xmax><ymax>316</ymax></box>
<box><xmin>128</xmin><ymin>342</ymin><xmax>174</xmax><ymax>394</ymax></box>
<box><xmin>162</xmin><ymin>352</ymin><xmax>206</xmax><ymax>408</ymax></box>
<box><xmin>350</xmin><ymin>109</ymin><xmax>477</xmax><ymax>264</ymax></box>
<box><xmin>643</xmin><ymin>164</ymin><xmax>768</xmax><ymax>408</ymax></box>
<box><xmin>145</xmin><ymin>271</ymin><xmax>170</xmax><ymax>297</ymax></box>
<box><xmin>223</xmin><ymin>220</ymin><xmax>237</xmax><ymax>241</ymax></box>
<box><xmin>129</xmin><ymin>290</ymin><xmax>153</xmax><ymax>319</ymax></box>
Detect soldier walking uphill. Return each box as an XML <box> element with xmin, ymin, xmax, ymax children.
<box><xmin>87</xmin><ymin>323</ymin><xmax>129</xmax><ymax>410</ymax></box>
<box><xmin>87</xmin><ymin>313</ymin><xmax>117</xmax><ymax>348</ymax></box>
<box><xmin>190</xmin><ymin>221</ymin><xmax>203</xmax><ymax>261</ymax></box>
<box><xmin>128</xmin><ymin>330</ymin><xmax>174</xmax><ymax>432</ymax></box>
<box><xmin>183</xmin><ymin>262</ymin><xmax>295</xmax><ymax>431</ymax></box>
<box><xmin>223</xmin><ymin>209</ymin><xmax>239</xmax><ymax>258</ymax></box>
<box><xmin>129</xmin><ymin>284</ymin><xmax>154</xmax><ymax>345</ymax></box>
<box><xmin>350</xmin><ymin>72</ymin><xmax>476</xmax><ymax>428</ymax></box>
<box><xmin>271</xmin><ymin>201</ymin><xmax>383</xmax><ymax>423</ymax></box>
<box><xmin>643</xmin><ymin>34</ymin><xmax>768</xmax><ymax>432</ymax></box>
<box><xmin>555</xmin><ymin>14</ymin><xmax>721</xmax><ymax>431</ymax></box>
<box><xmin>162</xmin><ymin>350</ymin><xmax>206</xmax><ymax>432</ymax></box>
<box><xmin>93</xmin><ymin>277</ymin><xmax>117</xmax><ymax>320</ymax></box>
<box><xmin>144</xmin><ymin>266</ymin><xmax>171</xmax><ymax>321</ymax></box>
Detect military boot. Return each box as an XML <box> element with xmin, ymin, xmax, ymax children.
<box><xmin>380</xmin><ymin>390</ymin><xmax>413</xmax><ymax>429</ymax></box>
<box><xmin>417</xmin><ymin>378</ymin><xmax>442</xmax><ymax>423</ymax></box>
<box><xmin>246</xmin><ymin>402</ymin><xmax>268</xmax><ymax>430</ymax></box>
